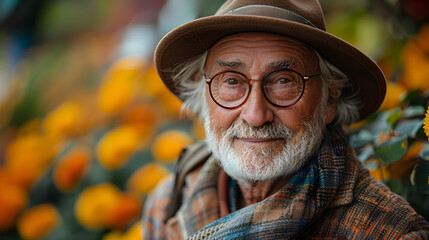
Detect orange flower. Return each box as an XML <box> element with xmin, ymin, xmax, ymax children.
<box><xmin>121</xmin><ymin>103</ymin><xmax>159</xmax><ymax>147</ymax></box>
<box><xmin>5</xmin><ymin>133</ymin><xmax>56</xmax><ymax>189</ymax></box>
<box><xmin>138</xmin><ymin>65</ymin><xmax>164</xmax><ymax>98</ymax></box>
<box><xmin>0</xmin><ymin>170</ymin><xmax>28</xmax><ymax>231</ymax></box>
<box><xmin>157</xmin><ymin>91</ymin><xmax>183</xmax><ymax>118</ymax></box>
<box><xmin>401</xmin><ymin>25</ymin><xmax>429</xmax><ymax>91</ymax></box>
<box><xmin>122</xmin><ymin>220</ymin><xmax>143</xmax><ymax>240</ymax></box>
<box><xmin>97</xmin><ymin>58</ymin><xmax>145</xmax><ymax>115</ymax></box>
<box><xmin>43</xmin><ymin>101</ymin><xmax>83</xmax><ymax>139</ymax></box>
<box><xmin>75</xmin><ymin>183</ymin><xmax>142</xmax><ymax>230</ymax></box>
<box><xmin>152</xmin><ymin>130</ymin><xmax>193</xmax><ymax>163</ymax></box>
<box><xmin>369</xmin><ymin>166</ymin><xmax>390</xmax><ymax>182</ymax></box>
<box><xmin>379</xmin><ymin>81</ymin><xmax>406</xmax><ymax>110</ymax></box>
<box><xmin>102</xmin><ymin>231</ymin><xmax>123</xmax><ymax>240</ymax></box>
<box><xmin>138</xmin><ymin>65</ymin><xmax>183</xmax><ymax>117</ymax></box>
<box><xmin>75</xmin><ymin>183</ymin><xmax>121</xmax><ymax>229</ymax></box>
<box><xmin>127</xmin><ymin>163</ymin><xmax>170</xmax><ymax>195</ymax></box>
<box><xmin>17</xmin><ymin>204</ymin><xmax>60</xmax><ymax>240</ymax></box>
<box><xmin>96</xmin><ymin>126</ymin><xmax>141</xmax><ymax>169</ymax></box>
<box><xmin>53</xmin><ymin>147</ymin><xmax>91</xmax><ymax>192</ymax></box>
<box><xmin>106</xmin><ymin>193</ymin><xmax>142</xmax><ymax>229</ymax></box>
<box><xmin>101</xmin><ymin>221</ymin><xmax>143</xmax><ymax>240</ymax></box>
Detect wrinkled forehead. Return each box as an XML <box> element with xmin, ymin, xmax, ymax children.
<box><xmin>205</xmin><ymin>32</ymin><xmax>319</xmax><ymax>72</ymax></box>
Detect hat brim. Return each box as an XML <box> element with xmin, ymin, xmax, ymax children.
<box><xmin>155</xmin><ymin>15</ymin><xmax>386</xmax><ymax>121</ymax></box>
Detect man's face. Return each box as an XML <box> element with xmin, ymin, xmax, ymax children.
<box><xmin>203</xmin><ymin>32</ymin><xmax>336</xmax><ymax>182</ymax></box>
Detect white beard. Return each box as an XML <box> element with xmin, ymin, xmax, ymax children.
<box><xmin>204</xmin><ymin>99</ymin><xmax>327</xmax><ymax>183</ymax></box>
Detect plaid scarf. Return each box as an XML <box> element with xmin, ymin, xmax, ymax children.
<box><xmin>143</xmin><ymin>126</ymin><xmax>429</xmax><ymax>239</ymax></box>
<box><xmin>175</xmin><ymin>125</ymin><xmax>352</xmax><ymax>239</ymax></box>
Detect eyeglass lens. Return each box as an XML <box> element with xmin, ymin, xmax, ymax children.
<box><xmin>208</xmin><ymin>69</ymin><xmax>305</xmax><ymax>109</ymax></box>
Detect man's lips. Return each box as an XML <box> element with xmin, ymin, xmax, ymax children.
<box><xmin>234</xmin><ymin>138</ymin><xmax>283</xmax><ymax>146</ymax></box>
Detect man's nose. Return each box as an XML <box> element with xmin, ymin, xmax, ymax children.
<box><xmin>239</xmin><ymin>84</ymin><xmax>274</xmax><ymax>127</ymax></box>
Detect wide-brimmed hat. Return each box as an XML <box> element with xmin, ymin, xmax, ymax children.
<box><xmin>154</xmin><ymin>0</ymin><xmax>386</xmax><ymax>121</ymax></box>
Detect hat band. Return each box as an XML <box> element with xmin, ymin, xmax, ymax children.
<box><xmin>224</xmin><ymin>5</ymin><xmax>318</xmax><ymax>29</ymax></box>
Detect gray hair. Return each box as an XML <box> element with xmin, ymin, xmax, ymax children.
<box><xmin>316</xmin><ymin>53</ymin><xmax>360</xmax><ymax>125</ymax></box>
<box><xmin>169</xmin><ymin>50</ymin><xmax>360</xmax><ymax>126</ymax></box>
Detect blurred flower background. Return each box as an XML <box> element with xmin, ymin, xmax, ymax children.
<box><xmin>0</xmin><ymin>0</ymin><xmax>428</xmax><ymax>239</ymax></box>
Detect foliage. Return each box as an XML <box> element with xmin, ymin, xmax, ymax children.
<box><xmin>345</xmin><ymin>25</ymin><xmax>429</xmax><ymax>219</ymax></box>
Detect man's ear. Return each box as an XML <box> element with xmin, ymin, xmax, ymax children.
<box><xmin>324</xmin><ymin>87</ymin><xmax>342</xmax><ymax>124</ymax></box>
<box><xmin>193</xmin><ymin>72</ymin><xmax>202</xmax><ymax>82</ymax></box>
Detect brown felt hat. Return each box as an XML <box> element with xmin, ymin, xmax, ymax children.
<box><xmin>154</xmin><ymin>0</ymin><xmax>386</xmax><ymax>121</ymax></box>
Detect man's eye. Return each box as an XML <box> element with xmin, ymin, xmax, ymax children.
<box><xmin>277</xmin><ymin>78</ymin><xmax>291</xmax><ymax>84</ymax></box>
<box><xmin>226</xmin><ymin>78</ymin><xmax>239</xmax><ymax>85</ymax></box>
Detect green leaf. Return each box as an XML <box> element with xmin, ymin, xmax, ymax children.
<box><xmin>374</xmin><ymin>135</ymin><xmax>408</xmax><ymax>164</ymax></box>
<box><xmin>403</xmin><ymin>105</ymin><xmax>426</xmax><ymax>118</ymax></box>
<box><xmin>411</xmin><ymin>162</ymin><xmax>429</xmax><ymax>194</ymax></box>
<box><xmin>387</xmin><ymin>109</ymin><xmax>403</xmax><ymax>126</ymax></box>
<box><xmin>395</xmin><ymin>119</ymin><xmax>424</xmax><ymax>137</ymax></box>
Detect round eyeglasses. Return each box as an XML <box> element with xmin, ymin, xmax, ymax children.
<box><xmin>204</xmin><ymin>69</ymin><xmax>320</xmax><ymax>109</ymax></box>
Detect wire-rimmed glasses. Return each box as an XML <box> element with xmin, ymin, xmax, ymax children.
<box><xmin>205</xmin><ymin>69</ymin><xmax>320</xmax><ymax>109</ymax></box>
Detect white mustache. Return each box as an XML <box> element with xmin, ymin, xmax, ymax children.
<box><xmin>225</xmin><ymin>121</ymin><xmax>294</xmax><ymax>140</ymax></box>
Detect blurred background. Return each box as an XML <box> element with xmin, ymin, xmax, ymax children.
<box><xmin>0</xmin><ymin>0</ymin><xmax>428</xmax><ymax>239</ymax></box>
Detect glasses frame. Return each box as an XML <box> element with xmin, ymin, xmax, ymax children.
<box><xmin>204</xmin><ymin>68</ymin><xmax>320</xmax><ymax>109</ymax></box>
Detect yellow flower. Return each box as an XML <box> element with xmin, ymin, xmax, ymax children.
<box><xmin>96</xmin><ymin>126</ymin><xmax>141</xmax><ymax>169</ymax></box>
<box><xmin>0</xmin><ymin>170</ymin><xmax>28</xmax><ymax>231</ymax></box>
<box><xmin>17</xmin><ymin>204</ymin><xmax>60</xmax><ymax>240</ymax></box>
<box><xmin>102</xmin><ymin>231</ymin><xmax>123</xmax><ymax>240</ymax></box>
<box><xmin>101</xmin><ymin>221</ymin><xmax>143</xmax><ymax>240</ymax></box>
<box><xmin>53</xmin><ymin>147</ymin><xmax>91</xmax><ymax>192</ymax></box>
<box><xmin>138</xmin><ymin>65</ymin><xmax>164</xmax><ymax>98</ymax></box>
<box><xmin>121</xmin><ymin>103</ymin><xmax>159</xmax><ymax>148</ymax></box>
<box><xmin>43</xmin><ymin>101</ymin><xmax>83</xmax><ymax>139</ymax></box>
<box><xmin>5</xmin><ymin>133</ymin><xmax>56</xmax><ymax>189</ymax></box>
<box><xmin>157</xmin><ymin>91</ymin><xmax>183</xmax><ymax>118</ymax></box>
<box><xmin>379</xmin><ymin>81</ymin><xmax>406</xmax><ymax>110</ymax></box>
<box><xmin>97</xmin><ymin>58</ymin><xmax>144</xmax><ymax>115</ymax></box>
<box><xmin>75</xmin><ymin>183</ymin><xmax>121</xmax><ymax>229</ymax></box>
<box><xmin>424</xmin><ymin>107</ymin><xmax>429</xmax><ymax>140</ymax></box>
<box><xmin>75</xmin><ymin>183</ymin><xmax>142</xmax><ymax>230</ymax></box>
<box><xmin>402</xmin><ymin>25</ymin><xmax>429</xmax><ymax>91</ymax></box>
<box><xmin>138</xmin><ymin>65</ymin><xmax>183</xmax><ymax>117</ymax></box>
<box><xmin>152</xmin><ymin>130</ymin><xmax>193</xmax><ymax>163</ymax></box>
<box><xmin>369</xmin><ymin>165</ymin><xmax>390</xmax><ymax>181</ymax></box>
<box><xmin>122</xmin><ymin>220</ymin><xmax>143</xmax><ymax>240</ymax></box>
<box><xmin>127</xmin><ymin>163</ymin><xmax>170</xmax><ymax>195</ymax></box>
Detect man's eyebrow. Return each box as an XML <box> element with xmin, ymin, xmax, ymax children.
<box><xmin>216</xmin><ymin>60</ymin><xmax>245</xmax><ymax>68</ymax></box>
<box><xmin>269</xmin><ymin>59</ymin><xmax>295</xmax><ymax>69</ymax></box>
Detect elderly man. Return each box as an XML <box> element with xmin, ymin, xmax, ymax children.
<box><xmin>142</xmin><ymin>0</ymin><xmax>429</xmax><ymax>239</ymax></box>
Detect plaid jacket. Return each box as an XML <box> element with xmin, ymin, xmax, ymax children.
<box><xmin>142</xmin><ymin>126</ymin><xmax>429</xmax><ymax>239</ymax></box>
